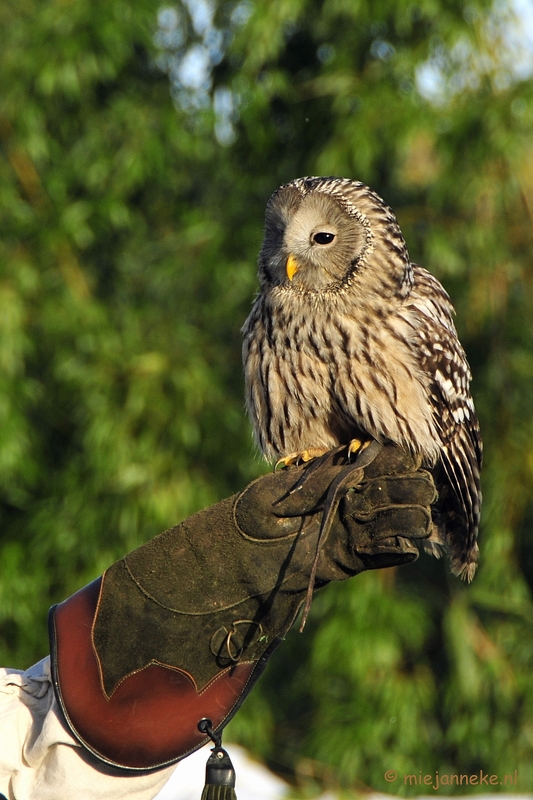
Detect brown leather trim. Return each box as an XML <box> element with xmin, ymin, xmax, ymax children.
<box><xmin>49</xmin><ymin>579</ymin><xmax>256</xmax><ymax>771</ymax></box>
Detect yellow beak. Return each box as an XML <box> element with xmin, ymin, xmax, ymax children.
<box><xmin>286</xmin><ymin>254</ymin><xmax>300</xmax><ymax>281</ymax></box>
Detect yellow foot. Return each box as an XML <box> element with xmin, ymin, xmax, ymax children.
<box><xmin>275</xmin><ymin>448</ymin><xmax>329</xmax><ymax>469</ymax></box>
<box><xmin>347</xmin><ymin>438</ymin><xmax>371</xmax><ymax>459</ymax></box>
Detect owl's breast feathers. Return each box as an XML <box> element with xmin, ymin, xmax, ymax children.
<box><xmin>242</xmin><ymin>277</ymin><xmax>444</xmax><ymax>463</ymax></box>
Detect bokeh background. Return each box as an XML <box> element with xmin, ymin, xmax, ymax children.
<box><xmin>1</xmin><ymin>0</ymin><xmax>533</xmax><ymax>795</ymax></box>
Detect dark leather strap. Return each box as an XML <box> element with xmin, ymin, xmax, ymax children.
<box><xmin>49</xmin><ymin>578</ymin><xmax>274</xmax><ymax>771</ymax></box>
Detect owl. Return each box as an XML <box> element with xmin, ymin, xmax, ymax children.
<box><xmin>242</xmin><ymin>177</ymin><xmax>482</xmax><ymax>580</ymax></box>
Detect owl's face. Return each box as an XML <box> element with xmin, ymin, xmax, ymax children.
<box><xmin>257</xmin><ymin>177</ymin><xmax>412</xmax><ymax>299</ymax></box>
<box><xmin>259</xmin><ymin>184</ymin><xmax>369</xmax><ymax>292</ymax></box>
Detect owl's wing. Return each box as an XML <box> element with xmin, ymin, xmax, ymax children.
<box><xmin>411</xmin><ymin>266</ymin><xmax>482</xmax><ymax>579</ymax></box>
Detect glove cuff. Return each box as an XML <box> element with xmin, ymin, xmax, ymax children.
<box><xmin>49</xmin><ymin>576</ymin><xmax>286</xmax><ymax>772</ymax></box>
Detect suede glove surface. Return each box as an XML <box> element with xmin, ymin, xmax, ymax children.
<box><xmin>95</xmin><ymin>444</ymin><xmax>435</xmax><ymax>693</ymax></box>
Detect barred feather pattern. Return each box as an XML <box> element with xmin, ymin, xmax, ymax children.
<box><xmin>242</xmin><ymin>177</ymin><xmax>482</xmax><ymax>579</ymax></box>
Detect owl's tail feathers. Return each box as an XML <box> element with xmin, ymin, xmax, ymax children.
<box><xmin>422</xmin><ymin>528</ymin><xmax>446</xmax><ymax>560</ymax></box>
<box><xmin>424</xmin><ymin>514</ymin><xmax>479</xmax><ymax>582</ymax></box>
<box><xmin>452</xmin><ymin>545</ymin><xmax>479</xmax><ymax>583</ymax></box>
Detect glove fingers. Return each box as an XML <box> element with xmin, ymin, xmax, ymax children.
<box><xmin>343</xmin><ymin>504</ymin><xmax>433</xmax><ymax>547</ymax></box>
<box><xmin>348</xmin><ymin>473</ymin><xmax>437</xmax><ymax>513</ymax></box>
<box><xmin>356</xmin><ymin>536</ymin><xmax>420</xmax><ymax>571</ymax></box>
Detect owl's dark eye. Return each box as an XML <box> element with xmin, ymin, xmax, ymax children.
<box><xmin>313</xmin><ymin>232</ymin><xmax>335</xmax><ymax>245</ymax></box>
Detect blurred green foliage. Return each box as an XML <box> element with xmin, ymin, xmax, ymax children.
<box><xmin>1</xmin><ymin>0</ymin><xmax>533</xmax><ymax>794</ymax></box>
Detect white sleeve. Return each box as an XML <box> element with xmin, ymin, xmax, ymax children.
<box><xmin>0</xmin><ymin>657</ymin><xmax>176</xmax><ymax>800</ymax></box>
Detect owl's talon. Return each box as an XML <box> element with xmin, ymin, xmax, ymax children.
<box><xmin>276</xmin><ymin>448</ymin><xmax>329</xmax><ymax>469</ymax></box>
<box><xmin>347</xmin><ymin>438</ymin><xmax>371</xmax><ymax>460</ymax></box>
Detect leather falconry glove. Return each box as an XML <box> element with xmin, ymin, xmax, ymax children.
<box><xmin>48</xmin><ymin>444</ymin><xmax>436</xmax><ymax>773</ymax></box>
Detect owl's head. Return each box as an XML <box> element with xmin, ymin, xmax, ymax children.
<box><xmin>258</xmin><ymin>176</ymin><xmax>412</xmax><ymax>298</ymax></box>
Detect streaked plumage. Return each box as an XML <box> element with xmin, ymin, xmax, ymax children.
<box><xmin>242</xmin><ymin>177</ymin><xmax>482</xmax><ymax>579</ymax></box>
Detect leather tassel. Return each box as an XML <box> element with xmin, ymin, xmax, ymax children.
<box><xmin>200</xmin><ymin>746</ymin><xmax>237</xmax><ymax>800</ymax></box>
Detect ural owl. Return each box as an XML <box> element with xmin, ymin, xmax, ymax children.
<box><xmin>242</xmin><ymin>177</ymin><xmax>482</xmax><ymax>579</ymax></box>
